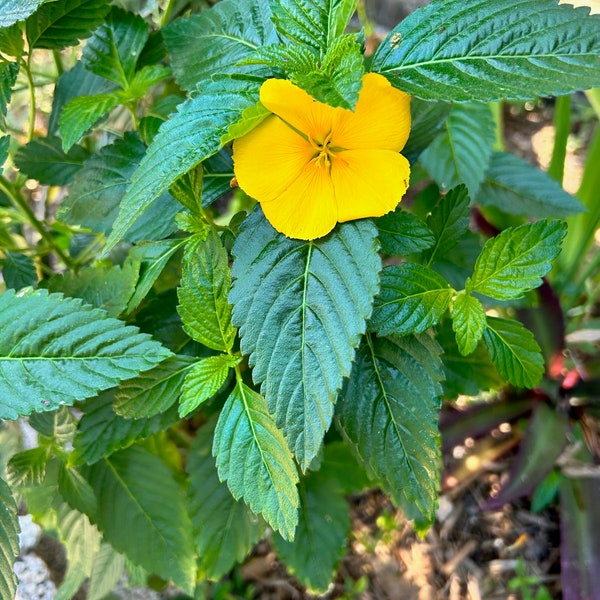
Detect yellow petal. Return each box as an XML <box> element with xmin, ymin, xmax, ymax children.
<box><xmin>332</xmin><ymin>73</ymin><xmax>411</xmax><ymax>152</ymax></box>
<box><xmin>331</xmin><ymin>149</ymin><xmax>410</xmax><ymax>222</ymax></box>
<box><xmin>233</xmin><ymin>114</ymin><xmax>315</xmax><ymax>203</ymax></box>
<box><xmin>261</xmin><ymin>163</ymin><xmax>337</xmax><ymax>240</ymax></box>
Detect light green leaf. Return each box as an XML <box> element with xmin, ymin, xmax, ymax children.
<box><xmin>230</xmin><ymin>209</ymin><xmax>381</xmax><ymax>470</ymax></box>
<box><xmin>163</xmin><ymin>0</ymin><xmax>278</xmax><ymax>92</ymax></box>
<box><xmin>0</xmin><ymin>289</ymin><xmax>171</xmax><ymax>420</ymax></box>
<box><xmin>127</xmin><ymin>64</ymin><xmax>171</xmax><ymax>99</ymax></box>
<box><xmin>372</xmin><ymin>0</ymin><xmax>600</xmax><ymax>101</ymax></box>
<box><xmin>170</xmin><ymin>165</ymin><xmax>204</xmax><ymax>213</ymax></box>
<box><xmin>29</xmin><ymin>407</ymin><xmax>77</xmax><ymax>446</ymax></box>
<box><xmin>477</xmin><ymin>152</ymin><xmax>586</xmax><ymax>218</ymax></box>
<box><xmin>402</xmin><ymin>98</ymin><xmax>451</xmax><ymax>163</ymax></box>
<box><xmin>483</xmin><ymin>316</ymin><xmax>544</xmax><ymax>388</ymax></box>
<box><xmin>420</xmin><ymin>103</ymin><xmax>495</xmax><ymax>200</ymax></box>
<box><xmin>86</xmin><ymin>445</ymin><xmax>196</xmax><ymax>593</ymax></box>
<box><xmin>81</xmin><ymin>7</ymin><xmax>148</xmax><ymax>88</ymax></box>
<box><xmin>371</xmin><ymin>263</ymin><xmax>452</xmax><ymax>336</ymax></box>
<box><xmin>0</xmin><ymin>24</ymin><xmax>24</xmax><ymax>58</ymax></box>
<box><xmin>338</xmin><ymin>334</ymin><xmax>443</xmax><ymax>526</ymax></box>
<box><xmin>2</xmin><ymin>251</ymin><xmax>37</xmax><ymax>290</ymax></box>
<box><xmin>6</xmin><ymin>447</ymin><xmax>48</xmax><ymax>488</ymax></box>
<box><xmin>0</xmin><ymin>477</ymin><xmax>19</xmax><ymax>600</ymax></box>
<box><xmin>470</xmin><ymin>219</ymin><xmax>567</xmax><ymax>299</ymax></box>
<box><xmin>104</xmin><ymin>77</ymin><xmax>260</xmax><ymax>253</ymax></box>
<box><xmin>0</xmin><ymin>62</ymin><xmax>18</xmax><ymax>132</ymax></box>
<box><xmin>179</xmin><ymin>354</ymin><xmax>240</xmax><ymax>418</ymax></box>
<box><xmin>57</xmin><ymin>463</ymin><xmax>98</xmax><ymax>517</ymax></box>
<box><xmin>114</xmin><ymin>355</ymin><xmax>196</xmax><ymax>419</ymax></box>
<box><xmin>87</xmin><ymin>544</ymin><xmax>125</xmax><ymax>600</ymax></box>
<box><xmin>213</xmin><ymin>381</ymin><xmax>299</xmax><ymax>541</ymax></box>
<box><xmin>451</xmin><ymin>292</ymin><xmax>486</xmax><ymax>356</ymax></box>
<box><xmin>375</xmin><ymin>207</ymin><xmax>435</xmax><ymax>256</ymax></box>
<box><xmin>178</xmin><ymin>231</ymin><xmax>236</xmax><ymax>352</ymax></box>
<box><xmin>188</xmin><ymin>417</ymin><xmax>265</xmax><ymax>580</ymax></box>
<box><xmin>221</xmin><ymin>101</ymin><xmax>271</xmax><ymax>147</ymax></box>
<box><xmin>0</xmin><ymin>0</ymin><xmax>46</xmax><ymax>27</ymax></box>
<box><xmin>26</xmin><ymin>0</ymin><xmax>112</xmax><ymax>50</ymax></box>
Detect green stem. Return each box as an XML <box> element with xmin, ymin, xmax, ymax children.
<box><xmin>357</xmin><ymin>0</ymin><xmax>373</xmax><ymax>38</ymax></box>
<box><xmin>490</xmin><ymin>101</ymin><xmax>505</xmax><ymax>151</ymax></box>
<box><xmin>160</xmin><ymin>0</ymin><xmax>176</xmax><ymax>28</ymax></box>
<box><xmin>22</xmin><ymin>55</ymin><xmax>37</xmax><ymax>142</ymax></box>
<box><xmin>548</xmin><ymin>95</ymin><xmax>571</xmax><ymax>184</ymax></box>
<box><xmin>52</xmin><ymin>49</ymin><xmax>64</xmax><ymax>77</ymax></box>
<box><xmin>125</xmin><ymin>102</ymin><xmax>139</xmax><ymax>131</ymax></box>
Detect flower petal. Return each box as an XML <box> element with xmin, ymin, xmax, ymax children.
<box><xmin>331</xmin><ymin>149</ymin><xmax>410</xmax><ymax>222</ymax></box>
<box><xmin>233</xmin><ymin>114</ymin><xmax>315</xmax><ymax>203</ymax></box>
<box><xmin>261</xmin><ymin>163</ymin><xmax>337</xmax><ymax>240</ymax></box>
<box><xmin>332</xmin><ymin>73</ymin><xmax>411</xmax><ymax>152</ymax></box>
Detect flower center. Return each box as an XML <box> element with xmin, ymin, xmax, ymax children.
<box><xmin>310</xmin><ymin>131</ymin><xmax>337</xmax><ymax>170</ymax></box>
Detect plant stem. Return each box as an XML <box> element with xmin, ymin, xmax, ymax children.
<box><xmin>22</xmin><ymin>55</ymin><xmax>37</xmax><ymax>142</ymax></box>
<box><xmin>160</xmin><ymin>0</ymin><xmax>176</xmax><ymax>28</ymax></box>
<box><xmin>548</xmin><ymin>94</ymin><xmax>571</xmax><ymax>184</ymax></box>
<box><xmin>490</xmin><ymin>101</ymin><xmax>505</xmax><ymax>151</ymax></box>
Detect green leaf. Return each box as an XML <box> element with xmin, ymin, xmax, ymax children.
<box><xmin>402</xmin><ymin>98</ymin><xmax>451</xmax><ymax>163</ymax></box>
<box><xmin>81</xmin><ymin>7</ymin><xmax>148</xmax><ymax>88</ymax></box>
<box><xmin>0</xmin><ymin>289</ymin><xmax>171</xmax><ymax>420</ymax></box>
<box><xmin>372</xmin><ymin>0</ymin><xmax>600</xmax><ymax>101</ymax></box>
<box><xmin>230</xmin><ymin>209</ymin><xmax>381</xmax><ymax>469</ymax></box>
<box><xmin>104</xmin><ymin>77</ymin><xmax>260</xmax><ymax>253</ymax></box>
<box><xmin>220</xmin><ymin>101</ymin><xmax>271</xmax><ymax>147</ymax></box>
<box><xmin>375</xmin><ymin>207</ymin><xmax>436</xmax><ymax>256</ymax></box>
<box><xmin>13</xmin><ymin>136</ymin><xmax>90</xmax><ymax>185</ymax></box>
<box><xmin>86</xmin><ymin>445</ymin><xmax>196</xmax><ymax>593</ymax></box>
<box><xmin>126</xmin><ymin>64</ymin><xmax>171</xmax><ymax>99</ymax></box>
<box><xmin>451</xmin><ymin>292</ymin><xmax>486</xmax><ymax>356</ymax></box>
<box><xmin>470</xmin><ymin>219</ymin><xmax>567</xmax><ymax>299</ymax></box>
<box><xmin>419</xmin><ymin>103</ymin><xmax>495</xmax><ymax>199</ymax></box>
<box><xmin>202</xmin><ymin>150</ymin><xmax>235</xmax><ymax>208</ymax></box>
<box><xmin>0</xmin><ymin>62</ymin><xmax>18</xmax><ymax>132</ymax></box>
<box><xmin>0</xmin><ymin>476</ymin><xmax>19</xmax><ymax>600</ymax></box>
<box><xmin>0</xmin><ymin>24</ymin><xmax>24</xmax><ymax>58</ymax></box>
<box><xmin>6</xmin><ymin>447</ymin><xmax>48</xmax><ymax>488</ymax></box>
<box><xmin>371</xmin><ymin>263</ymin><xmax>452</xmax><ymax>336</ymax></box>
<box><xmin>2</xmin><ymin>251</ymin><xmax>36</xmax><ymax>290</ymax></box>
<box><xmin>0</xmin><ymin>0</ymin><xmax>45</xmax><ymax>27</ymax></box>
<box><xmin>477</xmin><ymin>152</ymin><xmax>586</xmax><ymax>218</ymax></box>
<box><xmin>188</xmin><ymin>417</ymin><xmax>265</xmax><ymax>580</ymax></box>
<box><xmin>58</xmin><ymin>133</ymin><xmax>180</xmax><ymax>243</ymax></box>
<box><xmin>58</xmin><ymin>92</ymin><xmax>120</xmax><ymax>152</ymax></box>
<box><xmin>213</xmin><ymin>381</ymin><xmax>299</xmax><ymax>540</ymax></box>
<box><xmin>179</xmin><ymin>354</ymin><xmax>240</xmax><ymax>418</ymax></box>
<box><xmin>170</xmin><ymin>164</ymin><xmax>204</xmax><ymax>213</ymax></box>
<box><xmin>425</xmin><ymin>185</ymin><xmax>471</xmax><ymax>265</ymax></box>
<box><xmin>178</xmin><ymin>231</ymin><xmax>236</xmax><ymax>352</ymax></box>
<box><xmin>113</xmin><ymin>355</ymin><xmax>196</xmax><ymax>419</ymax></box>
<box><xmin>338</xmin><ymin>334</ymin><xmax>443</xmax><ymax>526</ymax></box>
<box><xmin>29</xmin><ymin>406</ymin><xmax>77</xmax><ymax>446</ymax></box>
<box><xmin>58</xmin><ymin>463</ymin><xmax>98</xmax><ymax>517</ymax></box>
<box><xmin>26</xmin><ymin>0</ymin><xmax>112</xmax><ymax>50</ymax></box>
<box><xmin>482</xmin><ymin>316</ymin><xmax>544</xmax><ymax>388</ymax></box>
<box><xmin>87</xmin><ymin>544</ymin><xmax>125</xmax><ymax>600</ymax></box>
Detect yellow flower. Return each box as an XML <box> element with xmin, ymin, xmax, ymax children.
<box><xmin>232</xmin><ymin>72</ymin><xmax>411</xmax><ymax>240</ymax></box>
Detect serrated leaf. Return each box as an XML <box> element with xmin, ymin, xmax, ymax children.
<box><xmin>13</xmin><ymin>136</ymin><xmax>90</xmax><ymax>185</ymax></box>
<box><xmin>29</xmin><ymin>406</ymin><xmax>77</xmax><ymax>446</ymax></box>
<box><xmin>451</xmin><ymin>293</ymin><xmax>486</xmax><ymax>356</ymax></box>
<box><xmin>81</xmin><ymin>7</ymin><xmax>148</xmax><ymax>88</ymax></box>
<box><xmin>477</xmin><ymin>152</ymin><xmax>586</xmax><ymax>218</ymax></box>
<box><xmin>482</xmin><ymin>316</ymin><xmax>544</xmax><ymax>388</ymax></box>
<box><xmin>188</xmin><ymin>417</ymin><xmax>265</xmax><ymax>580</ymax></box>
<box><xmin>87</xmin><ymin>544</ymin><xmax>125</xmax><ymax>600</ymax></box>
<box><xmin>420</xmin><ymin>103</ymin><xmax>494</xmax><ymax>199</ymax></box>
<box><xmin>371</xmin><ymin>263</ymin><xmax>452</xmax><ymax>336</ymax></box>
<box><xmin>221</xmin><ymin>101</ymin><xmax>271</xmax><ymax>147</ymax></box>
<box><xmin>2</xmin><ymin>251</ymin><xmax>36</xmax><ymax>290</ymax></box>
<box><xmin>402</xmin><ymin>98</ymin><xmax>451</xmax><ymax>163</ymax></box>
<box><xmin>372</xmin><ymin>0</ymin><xmax>600</xmax><ymax>101</ymax></box>
<box><xmin>338</xmin><ymin>334</ymin><xmax>443</xmax><ymax>526</ymax></box>
<box><xmin>0</xmin><ymin>476</ymin><xmax>19</xmax><ymax>600</ymax></box>
<box><xmin>178</xmin><ymin>231</ymin><xmax>236</xmax><ymax>352</ymax></box>
<box><xmin>86</xmin><ymin>445</ymin><xmax>196</xmax><ymax>593</ymax></box>
<box><xmin>58</xmin><ymin>133</ymin><xmax>180</xmax><ymax>243</ymax></box>
<box><xmin>127</xmin><ymin>64</ymin><xmax>171</xmax><ymax>99</ymax></box>
<box><xmin>104</xmin><ymin>77</ymin><xmax>261</xmax><ymax>253</ymax></box>
<box><xmin>26</xmin><ymin>0</ymin><xmax>112</xmax><ymax>50</ymax></box>
<box><xmin>202</xmin><ymin>150</ymin><xmax>235</xmax><ymax>207</ymax></box>
<box><xmin>0</xmin><ymin>289</ymin><xmax>171</xmax><ymax>420</ymax></box>
<box><xmin>0</xmin><ymin>61</ymin><xmax>18</xmax><ymax>132</ymax></box>
<box><xmin>230</xmin><ymin>209</ymin><xmax>381</xmax><ymax>469</ymax></box>
<box><xmin>470</xmin><ymin>219</ymin><xmax>567</xmax><ymax>299</ymax></box>
<box><xmin>213</xmin><ymin>381</ymin><xmax>299</xmax><ymax>540</ymax></box>
<box><xmin>170</xmin><ymin>165</ymin><xmax>204</xmax><ymax>213</ymax></box>
<box><xmin>179</xmin><ymin>354</ymin><xmax>240</xmax><ymax>418</ymax></box>
<box><xmin>113</xmin><ymin>355</ymin><xmax>196</xmax><ymax>419</ymax></box>
<box><xmin>0</xmin><ymin>24</ymin><xmax>24</xmax><ymax>57</ymax></box>
<box><xmin>0</xmin><ymin>0</ymin><xmax>45</xmax><ymax>27</ymax></box>
<box><xmin>58</xmin><ymin>463</ymin><xmax>98</xmax><ymax>517</ymax></box>
<box><xmin>375</xmin><ymin>207</ymin><xmax>436</xmax><ymax>256</ymax></box>
<box><xmin>6</xmin><ymin>447</ymin><xmax>48</xmax><ymax>488</ymax></box>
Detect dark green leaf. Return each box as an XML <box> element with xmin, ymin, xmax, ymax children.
<box><xmin>81</xmin><ymin>7</ymin><xmax>148</xmax><ymax>88</ymax></box>
<box><xmin>0</xmin><ymin>61</ymin><xmax>18</xmax><ymax>132</ymax></box>
<box><xmin>338</xmin><ymin>334</ymin><xmax>443</xmax><ymax>526</ymax></box>
<box><xmin>0</xmin><ymin>476</ymin><xmax>19</xmax><ymax>600</ymax></box>
<box><xmin>470</xmin><ymin>219</ymin><xmax>567</xmax><ymax>299</ymax></box>
<box><xmin>163</xmin><ymin>0</ymin><xmax>278</xmax><ymax>91</ymax></box>
<box><xmin>202</xmin><ymin>150</ymin><xmax>234</xmax><ymax>207</ymax></box>
<box><xmin>451</xmin><ymin>292</ymin><xmax>486</xmax><ymax>356</ymax></box>
<box><xmin>371</xmin><ymin>263</ymin><xmax>452</xmax><ymax>336</ymax></box>
<box><xmin>58</xmin><ymin>463</ymin><xmax>98</xmax><ymax>517</ymax></box>
<box><xmin>86</xmin><ymin>445</ymin><xmax>196</xmax><ymax>593</ymax></box>
<box><xmin>372</xmin><ymin>0</ymin><xmax>600</xmax><ymax>101</ymax></box>
<box><xmin>0</xmin><ymin>135</ymin><xmax>8</xmax><ymax>174</ymax></box>
<box><xmin>0</xmin><ymin>289</ymin><xmax>171</xmax><ymax>420</ymax></box>
<box><xmin>482</xmin><ymin>316</ymin><xmax>544</xmax><ymax>388</ymax></box>
<box><xmin>375</xmin><ymin>207</ymin><xmax>435</xmax><ymax>256</ymax></box>
<box><xmin>26</xmin><ymin>0</ymin><xmax>112</xmax><ymax>50</ymax></box>
<box><xmin>477</xmin><ymin>152</ymin><xmax>586</xmax><ymax>218</ymax></box>
<box><xmin>170</xmin><ymin>164</ymin><xmax>204</xmax><ymax>213</ymax></box>
<box><xmin>87</xmin><ymin>544</ymin><xmax>125</xmax><ymax>600</ymax></box>
<box><xmin>188</xmin><ymin>417</ymin><xmax>265</xmax><ymax>580</ymax></box>
<box><xmin>58</xmin><ymin>133</ymin><xmax>180</xmax><ymax>243</ymax></box>
<box><xmin>402</xmin><ymin>98</ymin><xmax>451</xmax><ymax>163</ymax></box>
<box><xmin>230</xmin><ymin>209</ymin><xmax>381</xmax><ymax>470</ymax></box>
<box><xmin>104</xmin><ymin>77</ymin><xmax>260</xmax><ymax>253</ymax></box>
<box><xmin>0</xmin><ymin>24</ymin><xmax>24</xmax><ymax>58</ymax></box>
<box><xmin>213</xmin><ymin>381</ymin><xmax>299</xmax><ymax>540</ymax></box>
<box><xmin>2</xmin><ymin>251</ymin><xmax>36</xmax><ymax>290</ymax></box>
<box><xmin>13</xmin><ymin>136</ymin><xmax>90</xmax><ymax>185</ymax></box>
<box><xmin>420</xmin><ymin>103</ymin><xmax>495</xmax><ymax>199</ymax></box>
<box><xmin>1</xmin><ymin>0</ymin><xmax>45</xmax><ymax>27</ymax></box>
<box><xmin>6</xmin><ymin>447</ymin><xmax>48</xmax><ymax>488</ymax></box>
<box><xmin>178</xmin><ymin>231</ymin><xmax>236</xmax><ymax>352</ymax></box>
